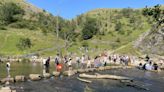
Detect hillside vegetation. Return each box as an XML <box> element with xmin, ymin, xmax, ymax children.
<box><xmin>0</xmin><ymin>0</ymin><xmax>163</xmax><ymax>57</ymax></box>
<box><xmin>135</xmin><ymin>5</ymin><xmax>164</xmax><ymax>56</ymax></box>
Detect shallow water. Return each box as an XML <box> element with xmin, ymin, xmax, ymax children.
<box><xmin>10</xmin><ymin>69</ymin><xmax>164</xmax><ymax>92</ymax></box>
<box><xmin>1</xmin><ymin>62</ymin><xmax>164</xmax><ymax>92</ymax></box>
<box><xmin>0</xmin><ymin>62</ymin><xmax>57</xmax><ymax>78</ymax></box>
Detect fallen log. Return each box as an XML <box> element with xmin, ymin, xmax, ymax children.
<box><xmin>77</xmin><ymin>77</ymin><xmax>92</xmax><ymax>83</ymax></box>
<box><xmin>79</xmin><ymin>73</ymin><xmax>132</xmax><ymax>80</ymax></box>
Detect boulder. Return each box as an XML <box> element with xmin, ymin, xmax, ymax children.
<box><xmin>88</xmin><ymin>68</ymin><xmax>96</xmax><ymax>72</ymax></box>
<box><xmin>104</xmin><ymin>66</ymin><xmax>111</xmax><ymax>70</ymax></box>
<box><xmin>29</xmin><ymin>74</ymin><xmax>41</xmax><ymax>81</ymax></box>
<box><xmin>97</xmin><ymin>67</ymin><xmax>105</xmax><ymax>71</ymax></box>
<box><xmin>43</xmin><ymin>73</ymin><xmax>51</xmax><ymax>78</ymax></box>
<box><xmin>84</xmin><ymin>69</ymin><xmax>90</xmax><ymax>72</ymax></box>
<box><xmin>52</xmin><ymin>71</ymin><xmax>60</xmax><ymax>77</ymax></box>
<box><xmin>77</xmin><ymin>69</ymin><xmax>86</xmax><ymax>73</ymax></box>
<box><xmin>0</xmin><ymin>78</ymin><xmax>14</xmax><ymax>84</ymax></box>
<box><xmin>0</xmin><ymin>87</ymin><xmax>11</xmax><ymax>92</ymax></box>
<box><xmin>72</xmin><ymin>70</ymin><xmax>78</xmax><ymax>74</ymax></box>
<box><xmin>0</xmin><ymin>86</ymin><xmax>16</xmax><ymax>92</ymax></box>
<box><xmin>15</xmin><ymin>75</ymin><xmax>25</xmax><ymax>82</ymax></box>
<box><xmin>63</xmin><ymin>71</ymin><xmax>75</xmax><ymax>76</ymax></box>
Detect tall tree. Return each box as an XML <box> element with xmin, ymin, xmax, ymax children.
<box><xmin>0</xmin><ymin>2</ymin><xmax>24</xmax><ymax>25</ymax></box>
<box><xmin>82</xmin><ymin>17</ymin><xmax>98</xmax><ymax>40</ymax></box>
<box><xmin>142</xmin><ymin>4</ymin><xmax>164</xmax><ymax>26</ymax></box>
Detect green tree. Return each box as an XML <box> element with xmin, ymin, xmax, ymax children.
<box><xmin>82</xmin><ymin>17</ymin><xmax>98</xmax><ymax>40</ymax></box>
<box><xmin>121</xmin><ymin>8</ymin><xmax>134</xmax><ymax>18</ymax></box>
<box><xmin>115</xmin><ymin>21</ymin><xmax>122</xmax><ymax>32</ymax></box>
<box><xmin>0</xmin><ymin>2</ymin><xmax>24</xmax><ymax>25</ymax></box>
<box><xmin>16</xmin><ymin>38</ymin><xmax>32</xmax><ymax>50</ymax></box>
<box><xmin>142</xmin><ymin>4</ymin><xmax>163</xmax><ymax>26</ymax></box>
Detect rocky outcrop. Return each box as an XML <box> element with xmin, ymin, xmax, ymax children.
<box><xmin>134</xmin><ymin>26</ymin><xmax>164</xmax><ymax>56</ymax></box>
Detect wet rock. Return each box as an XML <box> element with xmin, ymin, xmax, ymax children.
<box><xmin>63</xmin><ymin>71</ymin><xmax>75</xmax><ymax>76</ymax></box>
<box><xmin>84</xmin><ymin>69</ymin><xmax>90</xmax><ymax>72</ymax></box>
<box><xmin>104</xmin><ymin>66</ymin><xmax>111</xmax><ymax>70</ymax></box>
<box><xmin>97</xmin><ymin>67</ymin><xmax>105</xmax><ymax>71</ymax></box>
<box><xmin>86</xmin><ymin>68</ymin><xmax>95</xmax><ymax>72</ymax></box>
<box><xmin>77</xmin><ymin>69</ymin><xmax>86</xmax><ymax>73</ymax></box>
<box><xmin>72</xmin><ymin>70</ymin><xmax>78</xmax><ymax>74</ymax></box>
<box><xmin>52</xmin><ymin>71</ymin><xmax>60</xmax><ymax>77</ymax></box>
<box><xmin>0</xmin><ymin>78</ymin><xmax>14</xmax><ymax>84</ymax></box>
<box><xmin>15</xmin><ymin>75</ymin><xmax>25</xmax><ymax>82</ymax></box>
<box><xmin>43</xmin><ymin>73</ymin><xmax>51</xmax><ymax>78</ymax></box>
<box><xmin>0</xmin><ymin>87</ymin><xmax>12</xmax><ymax>92</ymax></box>
<box><xmin>29</xmin><ymin>74</ymin><xmax>41</xmax><ymax>81</ymax></box>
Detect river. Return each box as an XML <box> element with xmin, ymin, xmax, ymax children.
<box><xmin>0</xmin><ymin>62</ymin><xmax>164</xmax><ymax>92</ymax></box>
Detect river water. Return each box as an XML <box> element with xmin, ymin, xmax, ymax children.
<box><xmin>0</xmin><ymin>62</ymin><xmax>164</xmax><ymax>92</ymax></box>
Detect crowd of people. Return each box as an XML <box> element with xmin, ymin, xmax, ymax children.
<box><xmin>3</xmin><ymin>53</ymin><xmax>163</xmax><ymax>76</ymax></box>
<box><xmin>41</xmin><ymin>52</ymin><xmax>162</xmax><ymax>74</ymax></box>
<box><xmin>138</xmin><ymin>55</ymin><xmax>161</xmax><ymax>71</ymax></box>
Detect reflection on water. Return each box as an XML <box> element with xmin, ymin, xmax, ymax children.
<box><xmin>0</xmin><ymin>62</ymin><xmax>56</xmax><ymax>78</ymax></box>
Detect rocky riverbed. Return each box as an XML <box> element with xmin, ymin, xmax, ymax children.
<box><xmin>1</xmin><ymin>68</ymin><xmax>163</xmax><ymax>92</ymax></box>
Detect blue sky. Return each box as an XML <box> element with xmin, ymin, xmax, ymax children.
<box><xmin>27</xmin><ymin>0</ymin><xmax>164</xmax><ymax>19</ymax></box>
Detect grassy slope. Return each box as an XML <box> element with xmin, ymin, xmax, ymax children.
<box><xmin>0</xmin><ymin>28</ymin><xmax>64</xmax><ymax>56</ymax></box>
<box><xmin>68</xmin><ymin>8</ymin><xmax>151</xmax><ymax>56</ymax></box>
<box><xmin>0</xmin><ymin>1</ymin><xmax>153</xmax><ymax>57</ymax></box>
<box><xmin>0</xmin><ymin>0</ymin><xmax>65</xmax><ymax>56</ymax></box>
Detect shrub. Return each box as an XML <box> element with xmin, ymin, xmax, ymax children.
<box><xmin>0</xmin><ymin>2</ymin><xmax>24</xmax><ymax>25</ymax></box>
<box><xmin>0</xmin><ymin>26</ymin><xmax>7</xmax><ymax>30</ymax></box>
<box><xmin>16</xmin><ymin>37</ymin><xmax>32</xmax><ymax>50</ymax></box>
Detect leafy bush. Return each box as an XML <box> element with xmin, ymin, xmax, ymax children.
<box><xmin>0</xmin><ymin>26</ymin><xmax>7</xmax><ymax>30</ymax></box>
<box><xmin>9</xmin><ymin>21</ymin><xmax>36</xmax><ymax>30</ymax></box>
<box><xmin>82</xmin><ymin>17</ymin><xmax>98</xmax><ymax>40</ymax></box>
<box><xmin>142</xmin><ymin>4</ymin><xmax>163</xmax><ymax>25</ymax></box>
<box><xmin>16</xmin><ymin>37</ymin><xmax>32</xmax><ymax>50</ymax></box>
<box><xmin>0</xmin><ymin>2</ymin><xmax>24</xmax><ymax>25</ymax></box>
<box><xmin>9</xmin><ymin>22</ymin><xmax>28</xmax><ymax>28</ymax></box>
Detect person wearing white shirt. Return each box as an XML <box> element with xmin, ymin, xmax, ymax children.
<box><xmin>145</xmin><ymin>62</ymin><xmax>153</xmax><ymax>70</ymax></box>
<box><xmin>6</xmin><ymin>61</ymin><xmax>10</xmax><ymax>77</ymax></box>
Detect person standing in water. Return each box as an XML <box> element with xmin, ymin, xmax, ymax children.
<box><xmin>6</xmin><ymin>61</ymin><xmax>10</xmax><ymax>77</ymax></box>
<box><xmin>45</xmin><ymin>57</ymin><xmax>50</xmax><ymax>73</ymax></box>
<box><xmin>42</xmin><ymin>58</ymin><xmax>47</xmax><ymax>74</ymax></box>
<box><xmin>55</xmin><ymin>54</ymin><xmax>60</xmax><ymax>65</ymax></box>
<box><xmin>68</xmin><ymin>58</ymin><xmax>72</xmax><ymax>69</ymax></box>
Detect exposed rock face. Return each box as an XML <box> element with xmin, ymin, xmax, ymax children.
<box><xmin>134</xmin><ymin>26</ymin><xmax>164</xmax><ymax>56</ymax></box>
